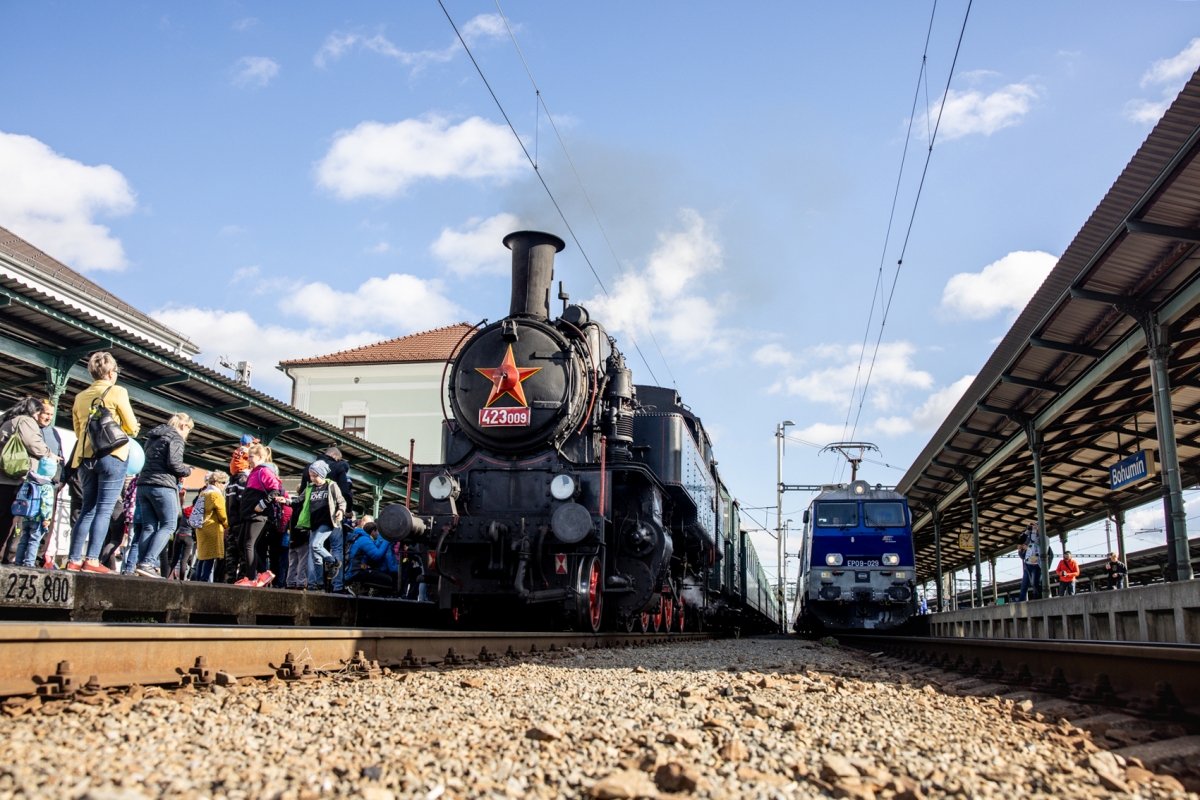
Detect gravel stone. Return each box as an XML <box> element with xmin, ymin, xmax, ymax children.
<box><xmin>1</xmin><ymin>637</ymin><xmax>1193</xmax><ymax>799</ymax></box>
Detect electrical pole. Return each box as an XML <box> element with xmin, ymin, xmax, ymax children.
<box><xmin>776</xmin><ymin>420</ymin><xmax>794</xmax><ymax>633</ymax></box>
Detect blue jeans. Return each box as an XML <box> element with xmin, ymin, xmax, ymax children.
<box><xmin>15</xmin><ymin>516</ymin><xmax>49</xmax><ymax>567</ymax></box>
<box><xmin>309</xmin><ymin>525</ymin><xmax>343</xmax><ymax>590</ymax></box>
<box><xmin>194</xmin><ymin>559</ymin><xmax>215</xmax><ymax>582</ymax></box>
<box><xmin>69</xmin><ymin>455</ymin><xmax>126</xmax><ymax>564</ymax></box>
<box><xmin>1018</xmin><ymin>564</ymin><xmax>1042</xmax><ymax>601</ymax></box>
<box><xmin>135</xmin><ymin>486</ymin><xmax>179</xmax><ymax>570</ymax></box>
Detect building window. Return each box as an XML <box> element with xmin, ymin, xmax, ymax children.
<box><xmin>342</xmin><ymin>415</ymin><xmax>367</xmax><ymax>437</ymax></box>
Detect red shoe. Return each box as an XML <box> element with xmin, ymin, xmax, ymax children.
<box><xmin>66</xmin><ymin>562</ymin><xmax>82</xmax><ymax>572</ymax></box>
<box><xmin>233</xmin><ymin>577</ymin><xmax>255</xmax><ymax>586</ymax></box>
<box><xmin>254</xmin><ymin>571</ymin><xmax>275</xmax><ymax>588</ymax></box>
<box><xmin>81</xmin><ymin>560</ymin><xmax>112</xmax><ymax>574</ymax></box>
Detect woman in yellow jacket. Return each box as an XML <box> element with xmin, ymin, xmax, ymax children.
<box><xmin>68</xmin><ymin>352</ymin><xmax>139</xmax><ymax>573</ymax></box>
<box><xmin>194</xmin><ymin>471</ymin><xmax>229</xmax><ymax>582</ymax></box>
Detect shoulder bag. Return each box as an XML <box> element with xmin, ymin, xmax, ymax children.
<box><xmin>86</xmin><ymin>385</ymin><xmax>129</xmax><ymax>457</ymax></box>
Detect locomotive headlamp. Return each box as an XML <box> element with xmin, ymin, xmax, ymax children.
<box><xmin>825</xmin><ymin>553</ymin><xmax>843</xmax><ymax>566</ymax></box>
<box><xmin>882</xmin><ymin>553</ymin><xmax>900</xmax><ymax>566</ymax></box>
<box><xmin>550</xmin><ymin>473</ymin><xmax>576</xmax><ymax>501</ymax></box>
<box><xmin>428</xmin><ymin>472</ymin><xmax>460</xmax><ymax>502</ymax></box>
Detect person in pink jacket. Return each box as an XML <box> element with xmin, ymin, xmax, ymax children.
<box><xmin>234</xmin><ymin>444</ymin><xmax>281</xmax><ymax>586</ymax></box>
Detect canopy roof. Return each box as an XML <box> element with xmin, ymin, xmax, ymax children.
<box><xmin>898</xmin><ymin>69</ymin><xmax>1200</xmax><ymax>579</ymax></box>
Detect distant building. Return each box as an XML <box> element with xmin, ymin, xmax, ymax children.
<box><xmin>279</xmin><ymin>323</ymin><xmax>475</xmax><ymax>464</ymax></box>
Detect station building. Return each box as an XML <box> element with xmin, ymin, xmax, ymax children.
<box><xmin>278</xmin><ymin>323</ymin><xmax>475</xmax><ymax>464</ymax></box>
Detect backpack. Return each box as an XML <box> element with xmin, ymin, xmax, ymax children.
<box><xmin>1</xmin><ymin>427</ymin><xmax>29</xmax><ymax>479</ymax></box>
<box><xmin>85</xmin><ymin>385</ymin><xmax>129</xmax><ymax>457</ymax></box>
<box><xmin>187</xmin><ymin>494</ymin><xmax>206</xmax><ymax>528</ymax></box>
<box><xmin>11</xmin><ymin>481</ymin><xmax>40</xmax><ymax>518</ymax></box>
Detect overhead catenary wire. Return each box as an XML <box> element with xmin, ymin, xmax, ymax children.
<box><xmin>492</xmin><ymin>0</ymin><xmax>678</xmax><ymax>390</ymax></box>
<box><xmin>843</xmin><ymin>0</ymin><xmax>973</xmax><ymax>469</ymax></box>
<box><xmin>835</xmin><ymin>0</ymin><xmax>940</xmax><ymax>471</ymax></box>
<box><xmin>436</xmin><ymin>0</ymin><xmax>663</xmax><ymax>387</ymax></box>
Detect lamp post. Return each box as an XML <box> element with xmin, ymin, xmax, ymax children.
<box><xmin>776</xmin><ymin>420</ymin><xmax>794</xmax><ymax>632</ymax></box>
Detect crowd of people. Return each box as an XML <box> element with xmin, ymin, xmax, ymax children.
<box><xmin>0</xmin><ymin>351</ymin><xmax>428</xmax><ymax>598</ymax></box>
<box><xmin>1017</xmin><ymin>521</ymin><xmax>1129</xmax><ymax>601</ymax></box>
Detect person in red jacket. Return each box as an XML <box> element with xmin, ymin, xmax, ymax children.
<box><xmin>1055</xmin><ymin>550</ymin><xmax>1079</xmax><ymax>596</ymax></box>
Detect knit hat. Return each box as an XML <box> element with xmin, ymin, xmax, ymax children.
<box><xmin>240</xmin><ymin>434</ymin><xmax>258</xmax><ymax>445</ymax></box>
<box><xmin>308</xmin><ymin>460</ymin><xmax>330</xmax><ymax>478</ymax></box>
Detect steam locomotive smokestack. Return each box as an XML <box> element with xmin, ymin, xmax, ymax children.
<box><xmin>504</xmin><ymin>231</ymin><xmax>566</xmax><ymax>319</ymax></box>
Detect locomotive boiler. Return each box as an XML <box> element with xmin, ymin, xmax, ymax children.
<box><xmin>377</xmin><ymin>230</ymin><xmax>729</xmax><ymax>632</ymax></box>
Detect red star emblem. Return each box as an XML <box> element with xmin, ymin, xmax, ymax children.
<box><xmin>475</xmin><ymin>344</ymin><xmax>541</xmax><ymax>408</ymax></box>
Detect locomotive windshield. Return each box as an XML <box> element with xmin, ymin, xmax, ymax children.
<box><xmin>863</xmin><ymin>501</ymin><xmax>907</xmax><ymax>528</ymax></box>
<box><xmin>814</xmin><ymin>502</ymin><xmax>858</xmax><ymax>528</ymax></box>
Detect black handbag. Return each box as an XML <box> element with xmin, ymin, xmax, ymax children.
<box><xmin>85</xmin><ymin>385</ymin><xmax>129</xmax><ymax>457</ymax></box>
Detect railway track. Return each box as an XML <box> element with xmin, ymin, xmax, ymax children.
<box><xmin>0</xmin><ymin>623</ymin><xmax>714</xmax><ymax>699</ymax></box>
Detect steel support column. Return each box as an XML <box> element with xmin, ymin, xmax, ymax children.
<box><xmin>965</xmin><ymin>474</ymin><xmax>983</xmax><ymax>608</ymax></box>
<box><xmin>1022</xmin><ymin>421</ymin><xmax>1052</xmax><ymax>598</ymax></box>
<box><xmin>1147</xmin><ymin>329</ymin><xmax>1193</xmax><ymax>581</ymax></box>
<box><xmin>932</xmin><ymin>505</ymin><xmax>944</xmax><ymax>612</ymax></box>
<box><xmin>1113</xmin><ymin>507</ymin><xmax>1127</xmax><ymax>563</ymax></box>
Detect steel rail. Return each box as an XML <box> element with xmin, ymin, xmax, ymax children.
<box><xmin>838</xmin><ymin>634</ymin><xmax>1200</xmax><ymax>712</ymax></box>
<box><xmin>0</xmin><ymin>623</ymin><xmax>715</xmax><ymax>698</ymax></box>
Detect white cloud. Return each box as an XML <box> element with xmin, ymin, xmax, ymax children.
<box><xmin>314</xmin><ymin>14</ymin><xmax>508</xmax><ymax>72</ymax></box>
<box><xmin>791</xmin><ymin>422</ymin><xmax>848</xmax><ymax>448</ymax></box>
<box><xmin>280</xmin><ymin>273</ymin><xmax>462</xmax><ymax>334</ymax></box>
<box><xmin>753</xmin><ymin>343</ymin><xmax>796</xmax><ymax>367</ymax></box>
<box><xmin>229</xmin><ymin>265</ymin><xmax>260</xmax><ymax>284</ymax></box>
<box><xmin>151</xmin><ymin>307</ymin><xmax>382</xmax><ymax>397</ymax></box>
<box><xmin>219</xmin><ymin>224</ymin><xmax>246</xmax><ymax>236</ymax></box>
<box><xmin>232</xmin><ymin>17</ymin><xmax>257</xmax><ymax>32</ymax></box>
<box><xmin>231</xmin><ymin>56</ymin><xmax>279</xmax><ymax>88</ymax></box>
<box><xmin>315</xmin><ymin>115</ymin><xmax>524</xmax><ymax>200</ymax></box>
<box><xmin>779</xmin><ymin>341</ymin><xmax>933</xmax><ymax>410</ymax></box>
<box><xmin>587</xmin><ymin>209</ymin><xmax>731</xmax><ymax>357</ymax></box>
<box><xmin>0</xmin><ymin>130</ymin><xmax>136</xmax><ymax>271</ymax></box>
<box><xmin>934</xmin><ymin>83</ymin><xmax>1038</xmax><ymax>140</ymax></box>
<box><xmin>431</xmin><ymin>213</ymin><xmax>521</xmax><ymax>276</ymax></box>
<box><xmin>1125</xmin><ymin>39</ymin><xmax>1200</xmax><ymax>124</ymax></box>
<box><xmin>941</xmin><ymin>250</ymin><xmax>1057</xmax><ymax>320</ymax></box>
<box><xmin>365</xmin><ymin>241</ymin><xmax>390</xmax><ymax>254</ymax></box>
<box><xmin>873</xmin><ymin>375</ymin><xmax>975</xmax><ymax>436</ymax></box>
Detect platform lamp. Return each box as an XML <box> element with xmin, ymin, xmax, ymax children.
<box><xmin>776</xmin><ymin>420</ymin><xmax>795</xmax><ymax>631</ymax></box>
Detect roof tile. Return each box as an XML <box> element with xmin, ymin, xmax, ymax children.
<box><xmin>279</xmin><ymin>322</ymin><xmax>477</xmax><ymax>367</ymax></box>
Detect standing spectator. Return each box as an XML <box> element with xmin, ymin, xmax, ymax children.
<box><xmin>0</xmin><ymin>396</ymin><xmax>59</xmax><ymax>562</ymax></box>
<box><xmin>1054</xmin><ymin>550</ymin><xmax>1079</xmax><ymax>596</ymax></box>
<box><xmin>918</xmin><ymin>594</ymin><xmax>929</xmax><ymax>615</ymax></box>
<box><xmin>166</xmin><ymin>485</ymin><xmax>196</xmax><ymax>580</ymax></box>
<box><xmin>193</xmin><ymin>471</ymin><xmax>228</xmax><ymax>582</ymax></box>
<box><xmin>399</xmin><ymin>543</ymin><xmax>420</xmax><ymax>599</ymax></box>
<box><xmin>236</xmin><ymin>444</ymin><xmax>279</xmax><ymax>586</ymax></box>
<box><xmin>222</xmin><ymin>462</ymin><xmax>250</xmax><ymax>583</ymax></box>
<box><xmin>131</xmin><ymin>414</ymin><xmax>193</xmax><ymax>578</ymax></box>
<box><xmin>1020</xmin><ymin>541</ymin><xmax>1042</xmax><ymax>601</ymax></box>
<box><xmin>68</xmin><ymin>352</ymin><xmax>139</xmax><ymax>572</ymax></box>
<box><xmin>1103</xmin><ymin>552</ymin><xmax>1128</xmax><ymax>590</ymax></box>
<box><xmin>228</xmin><ymin>434</ymin><xmax>258</xmax><ymax>476</ymax></box>
<box><xmin>10</xmin><ymin>398</ymin><xmax>65</xmax><ymax>566</ymax></box>
<box><xmin>13</xmin><ymin>455</ymin><xmax>57</xmax><ymax>567</ymax></box>
<box><xmin>301</xmin><ymin>460</ymin><xmax>346</xmax><ymax>592</ymax></box>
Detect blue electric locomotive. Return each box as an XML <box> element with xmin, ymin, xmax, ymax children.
<box><xmin>792</xmin><ymin>480</ymin><xmax>917</xmax><ymax>632</ymax></box>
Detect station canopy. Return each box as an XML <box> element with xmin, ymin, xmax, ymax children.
<box><xmin>898</xmin><ymin>70</ymin><xmax>1200</xmax><ymax>579</ymax></box>
<box><xmin>0</xmin><ymin>226</ymin><xmax>410</xmax><ymax>509</ymax></box>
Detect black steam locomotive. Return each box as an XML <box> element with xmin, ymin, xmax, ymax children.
<box><xmin>378</xmin><ymin>231</ymin><xmax>779</xmax><ymax>633</ymax></box>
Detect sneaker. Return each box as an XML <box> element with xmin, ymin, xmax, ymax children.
<box><xmin>66</xmin><ymin>561</ymin><xmax>82</xmax><ymax>572</ymax></box>
<box><xmin>135</xmin><ymin>565</ymin><xmax>162</xmax><ymax>579</ymax></box>
<box><xmin>324</xmin><ymin>557</ymin><xmax>341</xmax><ymax>573</ymax></box>
<box><xmin>254</xmin><ymin>570</ymin><xmax>275</xmax><ymax>588</ymax></box>
<box><xmin>81</xmin><ymin>560</ymin><xmax>113</xmax><ymax>574</ymax></box>
<box><xmin>233</xmin><ymin>577</ymin><xmax>255</xmax><ymax>586</ymax></box>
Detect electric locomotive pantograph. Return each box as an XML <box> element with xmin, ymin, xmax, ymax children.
<box><xmin>377</xmin><ymin>230</ymin><xmax>780</xmax><ymax>633</ymax></box>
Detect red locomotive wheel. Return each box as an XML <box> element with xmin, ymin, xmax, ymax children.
<box><xmin>663</xmin><ymin>595</ymin><xmax>674</xmax><ymax>633</ymax></box>
<box><xmin>651</xmin><ymin>600</ymin><xmax>663</xmax><ymax>632</ymax></box>
<box><xmin>576</xmin><ymin>555</ymin><xmax>603</xmax><ymax>633</ymax></box>
<box><xmin>640</xmin><ymin>612</ymin><xmax>651</xmax><ymax>632</ymax></box>
<box><xmin>676</xmin><ymin>601</ymin><xmax>685</xmax><ymax>633</ymax></box>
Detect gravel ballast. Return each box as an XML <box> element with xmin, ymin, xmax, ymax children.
<box><xmin>0</xmin><ymin>637</ymin><xmax>1194</xmax><ymax>799</ymax></box>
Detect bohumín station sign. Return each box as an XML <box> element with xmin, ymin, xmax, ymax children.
<box><xmin>1109</xmin><ymin>449</ymin><xmax>1157</xmax><ymax>491</ymax></box>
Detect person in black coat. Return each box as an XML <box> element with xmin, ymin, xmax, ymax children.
<box><xmin>130</xmin><ymin>414</ymin><xmax>194</xmax><ymax>577</ymax></box>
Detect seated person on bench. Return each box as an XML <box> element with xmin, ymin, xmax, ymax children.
<box><xmin>344</xmin><ymin>521</ymin><xmax>397</xmax><ymax>591</ymax></box>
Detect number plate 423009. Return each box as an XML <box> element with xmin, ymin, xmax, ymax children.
<box><xmin>0</xmin><ymin>566</ymin><xmax>74</xmax><ymax>608</ymax></box>
<box><xmin>479</xmin><ymin>407</ymin><xmax>531</xmax><ymax>427</ymax></box>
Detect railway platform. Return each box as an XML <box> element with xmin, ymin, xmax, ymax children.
<box><xmin>0</xmin><ymin>565</ymin><xmax>436</xmax><ymax>628</ymax></box>
<box><xmin>928</xmin><ymin>579</ymin><xmax>1200</xmax><ymax>643</ymax></box>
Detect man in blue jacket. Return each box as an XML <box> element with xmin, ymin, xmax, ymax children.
<box><xmin>344</xmin><ymin>521</ymin><xmax>397</xmax><ymax>594</ymax></box>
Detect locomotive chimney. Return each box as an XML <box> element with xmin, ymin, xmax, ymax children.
<box><xmin>504</xmin><ymin>231</ymin><xmax>566</xmax><ymax>319</ymax></box>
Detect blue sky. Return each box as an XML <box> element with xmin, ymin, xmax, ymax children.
<box><xmin>3</xmin><ymin>2</ymin><xmax>1199</xmax><ymax>584</ymax></box>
